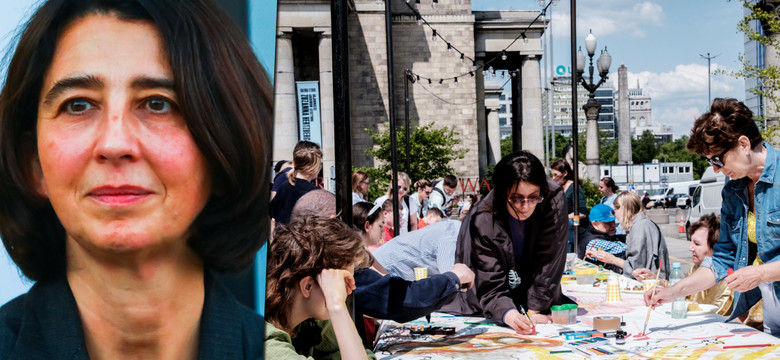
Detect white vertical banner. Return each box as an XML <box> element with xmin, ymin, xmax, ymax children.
<box><xmin>295</xmin><ymin>81</ymin><xmax>322</xmax><ymax>146</ymax></box>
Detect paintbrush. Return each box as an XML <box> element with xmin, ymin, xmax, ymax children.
<box><xmin>641</xmin><ymin>259</ymin><xmax>663</xmax><ymax>336</ymax></box>
<box><xmin>519</xmin><ymin>305</ymin><xmax>537</xmax><ymax>335</ymax></box>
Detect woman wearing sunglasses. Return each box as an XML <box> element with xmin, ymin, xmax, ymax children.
<box><xmin>646</xmin><ymin>98</ymin><xmax>780</xmax><ymax>336</ymax></box>
<box><xmin>373</xmin><ymin>172</ymin><xmax>412</xmax><ymax>235</ymax></box>
<box><xmin>444</xmin><ymin>151</ymin><xmax>569</xmax><ymax>334</ymax></box>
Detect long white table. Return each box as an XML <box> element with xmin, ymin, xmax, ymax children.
<box><xmin>373</xmin><ymin>261</ymin><xmax>780</xmax><ymax>359</ymax></box>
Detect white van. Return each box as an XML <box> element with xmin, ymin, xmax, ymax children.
<box><xmin>685</xmin><ymin>166</ymin><xmax>729</xmax><ymax>239</ymax></box>
<box><xmin>650</xmin><ymin>180</ymin><xmax>699</xmax><ymax>208</ymax></box>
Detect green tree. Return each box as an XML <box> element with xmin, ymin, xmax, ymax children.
<box><xmin>657</xmin><ymin>135</ymin><xmax>709</xmax><ymax>180</ymax></box>
<box><xmin>355</xmin><ymin>122</ymin><xmax>468</xmax><ymax>200</ymax></box>
<box><xmin>581</xmin><ymin>178</ymin><xmax>601</xmax><ymax>210</ymax></box>
<box><xmin>720</xmin><ymin>0</ymin><xmax>780</xmax><ymax>145</ymax></box>
<box><xmin>500</xmin><ymin>136</ymin><xmax>512</xmax><ymax>158</ymax></box>
<box><xmin>599</xmin><ymin>131</ymin><xmax>619</xmax><ymax>165</ymax></box>
<box><xmin>632</xmin><ymin>130</ymin><xmax>659</xmax><ymax>164</ymax></box>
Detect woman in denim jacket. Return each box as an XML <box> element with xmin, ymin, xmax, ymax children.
<box><xmin>646</xmin><ymin>98</ymin><xmax>780</xmax><ymax>336</ymax></box>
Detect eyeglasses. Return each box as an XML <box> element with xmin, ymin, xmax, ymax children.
<box><xmin>361</xmin><ymin>180</ymin><xmax>370</xmax><ymax>185</ymax></box>
<box><xmin>424</xmin><ymin>191</ymin><xmax>432</xmax><ymax>195</ymax></box>
<box><xmin>395</xmin><ymin>186</ymin><xmax>408</xmax><ymax>192</ymax></box>
<box><xmin>705</xmin><ymin>148</ymin><xmax>729</xmax><ymax>168</ymax></box>
<box><xmin>507</xmin><ymin>195</ymin><xmax>544</xmax><ymax>206</ymax></box>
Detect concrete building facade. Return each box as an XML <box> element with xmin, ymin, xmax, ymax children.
<box><xmin>274</xmin><ymin>0</ymin><xmax>549</xmax><ymax>187</ymax></box>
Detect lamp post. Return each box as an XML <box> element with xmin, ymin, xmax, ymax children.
<box><xmin>576</xmin><ymin>30</ymin><xmax>611</xmax><ymax>182</ymax></box>
<box><xmin>699</xmin><ymin>52</ymin><xmax>719</xmax><ymax>106</ymax></box>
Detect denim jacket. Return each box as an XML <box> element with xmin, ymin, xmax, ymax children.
<box><xmin>702</xmin><ymin>143</ymin><xmax>780</xmax><ymax>322</ymax></box>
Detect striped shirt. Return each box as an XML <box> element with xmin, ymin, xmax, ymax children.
<box><xmin>372</xmin><ymin>220</ymin><xmax>460</xmax><ymax>281</ymax></box>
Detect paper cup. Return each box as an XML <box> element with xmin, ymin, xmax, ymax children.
<box><xmin>414</xmin><ymin>267</ymin><xmax>428</xmax><ymax>281</ymax></box>
<box><xmin>605</xmin><ymin>284</ymin><xmax>622</xmax><ymax>303</ymax></box>
<box><xmin>643</xmin><ymin>279</ymin><xmax>659</xmax><ymax>292</ymax></box>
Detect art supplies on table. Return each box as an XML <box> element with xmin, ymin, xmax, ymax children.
<box><xmin>408</xmin><ymin>325</ymin><xmax>455</xmax><ymax>335</ymax></box>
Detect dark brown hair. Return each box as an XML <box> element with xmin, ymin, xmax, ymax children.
<box><xmin>550</xmin><ymin>158</ymin><xmax>575</xmax><ymax>183</ymax></box>
<box><xmin>265</xmin><ymin>217</ymin><xmax>366</xmax><ymax>331</ymax></box>
<box><xmin>688</xmin><ymin>213</ymin><xmax>720</xmax><ymax>249</ymax></box>
<box><xmin>352</xmin><ymin>201</ymin><xmax>382</xmax><ymax>234</ymax></box>
<box><xmin>686</xmin><ymin>98</ymin><xmax>763</xmax><ymax>156</ymax></box>
<box><xmin>0</xmin><ymin>0</ymin><xmax>272</xmax><ymax>281</ymax></box>
<box><xmin>600</xmin><ymin>177</ymin><xmax>618</xmax><ymax>193</ymax></box>
<box><xmin>492</xmin><ymin>151</ymin><xmax>550</xmax><ymax>219</ymax></box>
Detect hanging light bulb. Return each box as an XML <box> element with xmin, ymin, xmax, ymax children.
<box><xmin>522</xmin><ymin>33</ymin><xmax>528</xmax><ymax>43</ymax></box>
<box><xmin>488</xmin><ymin>65</ymin><xmax>494</xmax><ymax>74</ymax></box>
<box><xmin>447</xmin><ymin>43</ymin><xmax>452</xmax><ymax>55</ymax></box>
<box><xmin>432</xmin><ymin>0</ymin><xmax>438</xmax><ymax>8</ymax></box>
<box><xmin>432</xmin><ymin>29</ymin><xmax>437</xmax><ymax>41</ymax></box>
<box><xmin>511</xmin><ymin>70</ymin><xmax>517</xmax><ymax>77</ymax></box>
<box><xmin>454</xmin><ymin>77</ymin><xmax>458</xmax><ymax>84</ymax></box>
<box><xmin>501</xmin><ymin>49</ymin><xmax>507</xmax><ymax>61</ymax></box>
<box><xmin>416</xmin><ymin>14</ymin><xmax>422</xmax><ymax>25</ymax></box>
<box><xmin>416</xmin><ymin>75</ymin><xmax>420</xmax><ymax>81</ymax></box>
<box><xmin>501</xmin><ymin>71</ymin><xmax>505</xmax><ymax>79</ymax></box>
<box><xmin>428</xmin><ymin>78</ymin><xmax>432</xmax><ymax>84</ymax></box>
<box><xmin>460</xmin><ymin>53</ymin><xmax>464</xmax><ymax>63</ymax></box>
<box><xmin>439</xmin><ymin>79</ymin><xmax>443</xmax><ymax>84</ymax></box>
<box><xmin>469</xmin><ymin>71</ymin><xmax>474</xmax><ymax>77</ymax></box>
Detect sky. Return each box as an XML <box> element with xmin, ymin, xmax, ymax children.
<box><xmin>473</xmin><ymin>0</ymin><xmax>747</xmax><ymax>138</ymax></box>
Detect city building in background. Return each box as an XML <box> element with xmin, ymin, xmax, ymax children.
<box><xmin>275</xmin><ymin>0</ymin><xmax>550</xmax><ymax>182</ymax></box>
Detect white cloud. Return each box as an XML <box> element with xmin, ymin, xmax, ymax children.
<box><xmin>552</xmin><ymin>1</ymin><xmax>664</xmax><ymax>39</ymax></box>
<box><xmin>607</xmin><ymin>62</ymin><xmax>744</xmax><ymax>138</ymax></box>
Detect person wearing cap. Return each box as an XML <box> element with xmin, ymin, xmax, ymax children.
<box><xmin>578</xmin><ymin>204</ymin><xmax>624</xmax><ymax>274</ymax></box>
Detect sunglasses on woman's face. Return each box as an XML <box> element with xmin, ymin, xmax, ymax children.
<box><xmin>705</xmin><ymin>148</ymin><xmax>729</xmax><ymax>168</ymax></box>
<box><xmin>507</xmin><ymin>195</ymin><xmax>544</xmax><ymax>206</ymax></box>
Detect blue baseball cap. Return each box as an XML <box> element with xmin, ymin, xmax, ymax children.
<box><xmin>589</xmin><ymin>204</ymin><xmax>616</xmax><ymax>223</ymax></box>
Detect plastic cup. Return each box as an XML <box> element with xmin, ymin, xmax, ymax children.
<box><xmin>414</xmin><ymin>267</ymin><xmax>428</xmax><ymax>281</ymax></box>
<box><xmin>575</xmin><ymin>269</ymin><xmax>597</xmax><ymax>285</ymax></box>
<box><xmin>643</xmin><ymin>279</ymin><xmax>659</xmax><ymax>292</ymax></box>
<box><xmin>551</xmin><ymin>305</ymin><xmax>568</xmax><ymax>324</ymax></box>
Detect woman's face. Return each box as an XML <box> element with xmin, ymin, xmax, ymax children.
<box><xmin>613</xmin><ymin>202</ymin><xmax>626</xmax><ymax>225</ymax></box>
<box><xmin>708</xmin><ymin>136</ymin><xmax>752</xmax><ymax>179</ymax></box>
<box><xmin>505</xmin><ymin>181</ymin><xmax>542</xmax><ymax>221</ymax></box>
<box><xmin>364</xmin><ymin>215</ymin><xmax>385</xmax><ymax>246</ymax></box>
<box><xmin>36</xmin><ymin>15</ymin><xmax>211</xmax><ymax>256</ymax></box>
<box><xmin>359</xmin><ymin>177</ymin><xmax>369</xmax><ymax>193</ymax></box>
<box><xmin>550</xmin><ymin>169</ymin><xmax>565</xmax><ymax>186</ymax></box>
<box><xmin>419</xmin><ymin>185</ymin><xmax>432</xmax><ymax>201</ymax></box>
<box><xmin>598</xmin><ymin>181</ymin><xmax>610</xmax><ymax>196</ymax></box>
<box><xmin>689</xmin><ymin>227</ymin><xmax>714</xmax><ymax>266</ymax></box>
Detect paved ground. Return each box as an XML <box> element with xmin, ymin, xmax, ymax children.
<box><xmin>648</xmin><ymin>207</ymin><xmax>694</xmax><ymax>273</ymax></box>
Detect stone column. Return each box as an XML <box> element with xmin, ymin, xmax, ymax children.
<box><xmin>521</xmin><ymin>55</ymin><xmax>544</xmax><ymax>160</ymax></box>
<box><xmin>484</xmin><ymin>82</ymin><xmax>503</xmax><ymax>165</ymax></box>
<box><xmin>584</xmin><ymin>98</ymin><xmax>601</xmax><ymax>182</ymax></box>
<box><xmin>475</xmin><ymin>58</ymin><xmax>488</xmax><ymax>177</ymax></box>
<box><xmin>617</xmin><ymin>64</ymin><xmax>632</xmax><ymax>164</ymax></box>
<box><xmin>274</xmin><ymin>28</ymin><xmax>298</xmax><ymax>163</ymax></box>
<box><xmin>317</xmin><ymin>29</ymin><xmax>335</xmax><ymax>191</ymax></box>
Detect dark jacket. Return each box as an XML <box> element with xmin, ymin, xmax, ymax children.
<box><xmin>0</xmin><ymin>271</ymin><xmax>264</xmax><ymax>359</ymax></box>
<box><xmin>442</xmin><ymin>178</ymin><xmax>569</xmax><ymax>321</ymax></box>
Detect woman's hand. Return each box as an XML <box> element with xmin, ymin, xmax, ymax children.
<box><xmin>644</xmin><ymin>286</ymin><xmax>676</xmax><ymax>308</ymax></box>
<box><xmin>502</xmin><ymin>309</ymin><xmax>534</xmax><ymax>334</ymax></box>
<box><xmin>632</xmin><ymin>268</ymin><xmax>654</xmax><ymax>281</ymax></box>
<box><xmin>317</xmin><ymin>269</ymin><xmax>356</xmax><ymax>311</ymax></box>
<box><xmin>526</xmin><ymin>309</ymin><xmax>551</xmax><ymax>325</ymax></box>
<box><xmin>726</xmin><ymin>265</ymin><xmax>764</xmax><ymax>292</ymax></box>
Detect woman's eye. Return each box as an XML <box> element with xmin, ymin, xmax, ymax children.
<box><xmin>145</xmin><ymin>98</ymin><xmax>172</xmax><ymax>113</ymax></box>
<box><xmin>65</xmin><ymin>99</ymin><xmax>92</xmax><ymax>114</ymax></box>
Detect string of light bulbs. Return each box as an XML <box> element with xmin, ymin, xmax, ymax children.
<box><xmin>402</xmin><ymin>0</ymin><xmax>554</xmax><ymax>85</ymax></box>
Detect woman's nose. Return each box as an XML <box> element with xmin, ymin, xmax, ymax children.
<box><xmin>94</xmin><ymin>109</ymin><xmax>140</xmax><ymax>162</ymax></box>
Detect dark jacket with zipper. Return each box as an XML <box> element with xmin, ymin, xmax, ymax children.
<box><xmin>441</xmin><ymin>178</ymin><xmax>569</xmax><ymax>322</ymax></box>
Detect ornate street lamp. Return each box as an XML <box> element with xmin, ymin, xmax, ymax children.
<box><xmin>575</xmin><ymin>30</ymin><xmax>611</xmax><ymax>182</ymax></box>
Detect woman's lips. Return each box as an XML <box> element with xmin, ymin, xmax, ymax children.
<box><xmin>87</xmin><ymin>186</ymin><xmax>153</xmax><ymax>205</ymax></box>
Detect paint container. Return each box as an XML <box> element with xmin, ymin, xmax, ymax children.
<box><xmin>551</xmin><ymin>305</ymin><xmax>568</xmax><ymax>325</ymax></box>
<box><xmin>575</xmin><ymin>269</ymin><xmax>597</xmax><ymax>285</ymax></box>
<box><xmin>564</xmin><ymin>303</ymin><xmax>578</xmax><ymax>324</ymax></box>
